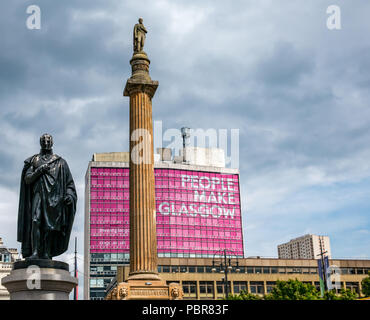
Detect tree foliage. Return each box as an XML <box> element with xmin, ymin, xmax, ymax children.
<box><xmin>227</xmin><ymin>291</ymin><xmax>262</xmax><ymax>300</ymax></box>
<box><xmin>228</xmin><ymin>279</ymin><xmax>360</xmax><ymax>300</ymax></box>
<box><xmin>361</xmin><ymin>271</ymin><xmax>370</xmax><ymax>297</ymax></box>
<box><xmin>323</xmin><ymin>289</ymin><xmax>357</xmax><ymax>300</ymax></box>
<box><xmin>264</xmin><ymin>279</ymin><xmax>321</xmax><ymax>300</ymax></box>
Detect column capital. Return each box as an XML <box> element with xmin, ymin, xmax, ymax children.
<box><xmin>123</xmin><ymin>79</ymin><xmax>159</xmax><ymax>98</ymax></box>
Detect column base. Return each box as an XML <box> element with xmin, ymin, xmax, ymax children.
<box><xmin>128</xmin><ymin>271</ymin><xmax>162</xmax><ymax>281</ymax></box>
<box><xmin>1</xmin><ymin>260</ymin><xmax>77</xmax><ymax>300</ymax></box>
<box><xmin>106</xmin><ymin>280</ymin><xmax>183</xmax><ymax>300</ymax></box>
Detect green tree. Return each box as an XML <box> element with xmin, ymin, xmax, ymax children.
<box><xmin>361</xmin><ymin>271</ymin><xmax>370</xmax><ymax>297</ymax></box>
<box><xmin>227</xmin><ymin>290</ymin><xmax>262</xmax><ymax>300</ymax></box>
<box><xmin>263</xmin><ymin>279</ymin><xmax>321</xmax><ymax>300</ymax></box>
<box><xmin>323</xmin><ymin>289</ymin><xmax>356</xmax><ymax>300</ymax></box>
<box><xmin>338</xmin><ymin>288</ymin><xmax>358</xmax><ymax>300</ymax></box>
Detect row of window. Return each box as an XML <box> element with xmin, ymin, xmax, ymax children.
<box><xmin>157</xmin><ymin>265</ymin><xmax>317</xmax><ymax>274</ymax></box>
<box><xmin>167</xmin><ymin>280</ymin><xmax>362</xmax><ymax>296</ymax></box>
<box><xmin>157</xmin><ymin>265</ymin><xmax>370</xmax><ymax>275</ymax></box>
<box><xmin>90</xmin><ymin>183</ymin><xmax>239</xmax><ymax>191</ymax></box>
<box><xmin>90</xmin><ymin>216</ymin><xmax>241</xmax><ymax>225</ymax></box>
<box><xmin>89</xmin><ymin>279</ymin><xmax>363</xmax><ymax>300</ymax></box>
<box><xmin>91</xmin><ymin>168</ymin><xmax>238</xmax><ymax>178</ymax></box>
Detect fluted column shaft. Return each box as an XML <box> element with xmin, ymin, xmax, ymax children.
<box><xmin>129</xmin><ymin>91</ymin><xmax>157</xmax><ymax>276</ymax></box>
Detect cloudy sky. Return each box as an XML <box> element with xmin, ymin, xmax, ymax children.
<box><xmin>1</xmin><ymin>0</ymin><xmax>370</xmax><ymax>297</ymax></box>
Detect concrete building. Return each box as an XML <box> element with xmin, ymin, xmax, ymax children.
<box><xmin>0</xmin><ymin>237</ymin><xmax>19</xmax><ymax>300</ymax></box>
<box><xmin>84</xmin><ymin>148</ymin><xmax>244</xmax><ymax>300</ymax></box>
<box><xmin>278</xmin><ymin>234</ymin><xmax>331</xmax><ymax>260</ymax></box>
<box><xmin>106</xmin><ymin>257</ymin><xmax>370</xmax><ymax>300</ymax></box>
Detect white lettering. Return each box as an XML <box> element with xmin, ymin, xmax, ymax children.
<box><xmin>227</xmin><ymin>178</ymin><xmax>234</xmax><ymax>191</ymax></box>
<box><xmin>199</xmin><ymin>176</ymin><xmax>210</xmax><ymax>189</ymax></box>
<box><xmin>211</xmin><ymin>177</ymin><xmax>220</xmax><ymax>190</ymax></box>
<box><xmin>159</xmin><ymin>202</ymin><xmax>170</xmax><ymax>215</ymax></box>
<box><xmin>191</xmin><ymin>175</ymin><xmax>199</xmax><ymax>189</ymax></box>
<box><xmin>131</xmin><ymin>129</ymin><xmax>152</xmax><ymax>164</ymax></box>
<box><xmin>223</xmin><ymin>207</ymin><xmax>235</xmax><ymax>218</ymax></box>
<box><xmin>26</xmin><ymin>5</ymin><xmax>41</xmax><ymax>30</ymax></box>
<box><xmin>228</xmin><ymin>194</ymin><xmax>235</xmax><ymax>204</ymax></box>
<box><xmin>26</xmin><ymin>265</ymin><xmax>41</xmax><ymax>289</ymax></box>
<box><xmin>217</xmin><ymin>192</ymin><xmax>228</xmax><ymax>204</ymax></box>
<box><xmin>327</xmin><ymin>5</ymin><xmax>341</xmax><ymax>30</ymax></box>
<box><xmin>181</xmin><ymin>175</ymin><xmax>190</xmax><ymax>187</ymax></box>
<box><xmin>194</xmin><ymin>190</ymin><xmax>206</xmax><ymax>202</ymax></box>
<box><xmin>211</xmin><ymin>205</ymin><xmax>222</xmax><ymax>218</ymax></box>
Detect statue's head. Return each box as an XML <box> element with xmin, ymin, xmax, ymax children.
<box><xmin>40</xmin><ymin>133</ymin><xmax>53</xmax><ymax>150</ymax></box>
<box><xmin>138</xmin><ymin>17</ymin><xmax>143</xmax><ymax>24</ymax></box>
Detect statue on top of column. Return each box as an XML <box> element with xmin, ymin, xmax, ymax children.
<box><xmin>133</xmin><ymin>18</ymin><xmax>147</xmax><ymax>53</ymax></box>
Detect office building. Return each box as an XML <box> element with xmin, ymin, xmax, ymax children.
<box><xmin>278</xmin><ymin>234</ymin><xmax>331</xmax><ymax>260</ymax></box>
<box><xmin>84</xmin><ymin>148</ymin><xmax>244</xmax><ymax>300</ymax></box>
<box><xmin>106</xmin><ymin>256</ymin><xmax>370</xmax><ymax>300</ymax></box>
<box><xmin>0</xmin><ymin>237</ymin><xmax>19</xmax><ymax>300</ymax></box>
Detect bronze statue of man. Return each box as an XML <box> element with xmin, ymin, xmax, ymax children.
<box><xmin>133</xmin><ymin>18</ymin><xmax>147</xmax><ymax>53</ymax></box>
<box><xmin>17</xmin><ymin>133</ymin><xmax>77</xmax><ymax>260</ymax></box>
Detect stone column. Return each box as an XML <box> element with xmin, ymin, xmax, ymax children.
<box><xmin>124</xmin><ymin>52</ymin><xmax>159</xmax><ymax>281</ymax></box>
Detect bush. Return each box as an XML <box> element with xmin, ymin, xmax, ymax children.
<box><xmin>361</xmin><ymin>271</ymin><xmax>370</xmax><ymax>297</ymax></box>
<box><xmin>227</xmin><ymin>290</ymin><xmax>262</xmax><ymax>300</ymax></box>
<box><xmin>264</xmin><ymin>279</ymin><xmax>321</xmax><ymax>300</ymax></box>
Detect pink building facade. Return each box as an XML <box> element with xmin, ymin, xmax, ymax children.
<box><xmin>85</xmin><ymin>160</ymin><xmax>244</xmax><ymax>299</ymax></box>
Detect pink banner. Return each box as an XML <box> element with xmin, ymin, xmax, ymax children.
<box><xmin>90</xmin><ymin>167</ymin><xmax>243</xmax><ymax>257</ymax></box>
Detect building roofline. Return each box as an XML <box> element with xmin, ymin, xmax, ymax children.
<box><xmin>88</xmin><ymin>160</ymin><xmax>239</xmax><ymax>174</ymax></box>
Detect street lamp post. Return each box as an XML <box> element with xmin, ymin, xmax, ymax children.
<box><xmin>212</xmin><ymin>249</ymin><xmax>240</xmax><ymax>299</ymax></box>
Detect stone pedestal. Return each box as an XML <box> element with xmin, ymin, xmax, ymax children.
<box><xmin>1</xmin><ymin>260</ymin><xmax>77</xmax><ymax>300</ymax></box>
<box><xmin>107</xmin><ymin>280</ymin><xmax>183</xmax><ymax>300</ymax></box>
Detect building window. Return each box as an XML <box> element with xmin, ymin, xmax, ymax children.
<box><xmin>271</xmin><ymin>267</ymin><xmax>278</xmax><ymax>274</ymax></box>
<box><xmin>278</xmin><ymin>267</ymin><xmax>286</xmax><ymax>274</ymax></box>
<box><xmin>255</xmin><ymin>267</ymin><xmax>262</xmax><ymax>274</ymax></box>
<box><xmin>180</xmin><ymin>266</ymin><xmax>188</xmax><ymax>273</ymax></box>
<box><xmin>348</xmin><ymin>268</ymin><xmax>356</xmax><ymax>275</ymax></box>
<box><xmin>182</xmin><ymin>281</ymin><xmax>196</xmax><ymax>295</ymax></box>
<box><xmin>233</xmin><ymin>281</ymin><xmax>247</xmax><ymax>294</ymax></box>
<box><xmin>356</xmin><ymin>268</ymin><xmax>364</xmax><ymax>275</ymax></box>
<box><xmin>205</xmin><ymin>266</ymin><xmax>213</xmax><ymax>273</ymax></box>
<box><xmin>246</xmin><ymin>267</ymin><xmax>254</xmax><ymax>274</ymax></box>
<box><xmin>199</xmin><ymin>281</ymin><xmax>214</xmax><ymax>295</ymax></box>
<box><xmin>162</xmin><ymin>266</ymin><xmax>170</xmax><ymax>273</ymax></box>
<box><xmin>216</xmin><ymin>281</ymin><xmax>231</xmax><ymax>294</ymax></box>
<box><xmin>250</xmin><ymin>281</ymin><xmax>264</xmax><ymax>294</ymax></box>
<box><xmin>346</xmin><ymin>282</ymin><xmax>360</xmax><ymax>294</ymax></box>
<box><xmin>188</xmin><ymin>266</ymin><xmax>196</xmax><ymax>273</ymax></box>
<box><xmin>196</xmin><ymin>266</ymin><xmax>204</xmax><ymax>273</ymax></box>
<box><xmin>238</xmin><ymin>266</ymin><xmax>245</xmax><ymax>273</ymax></box>
<box><xmin>171</xmin><ymin>266</ymin><xmax>179</xmax><ymax>273</ymax></box>
<box><xmin>310</xmin><ymin>268</ymin><xmax>318</xmax><ymax>274</ymax></box>
<box><xmin>263</xmin><ymin>267</ymin><xmax>270</xmax><ymax>274</ymax></box>
<box><xmin>266</xmin><ymin>281</ymin><xmax>276</xmax><ymax>293</ymax></box>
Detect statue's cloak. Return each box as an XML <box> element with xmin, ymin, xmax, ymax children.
<box><xmin>17</xmin><ymin>154</ymin><xmax>77</xmax><ymax>258</ymax></box>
